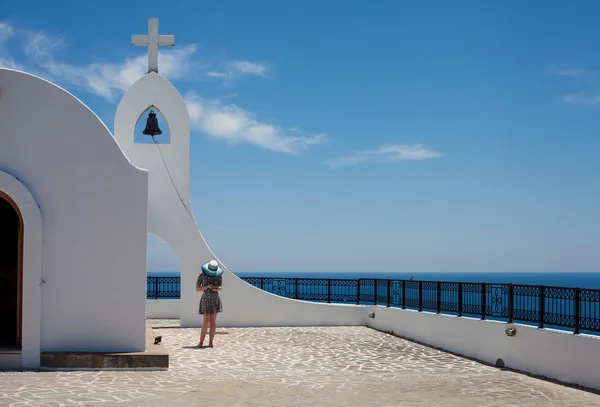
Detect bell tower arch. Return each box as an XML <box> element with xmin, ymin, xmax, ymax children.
<box><xmin>135</xmin><ymin>107</ymin><xmax>171</xmax><ymax>144</ymax></box>
<box><xmin>114</xmin><ymin>73</ymin><xmax>191</xmax><ymax>205</ymax></box>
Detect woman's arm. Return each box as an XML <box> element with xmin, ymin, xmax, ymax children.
<box><xmin>211</xmin><ymin>276</ymin><xmax>223</xmax><ymax>291</ymax></box>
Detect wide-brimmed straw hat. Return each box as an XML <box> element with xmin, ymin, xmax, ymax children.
<box><xmin>202</xmin><ymin>260</ymin><xmax>223</xmax><ymax>277</ymax></box>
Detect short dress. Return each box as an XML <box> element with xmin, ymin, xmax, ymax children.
<box><xmin>197</xmin><ymin>273</ymin><xmax>223</xmax><ymax>315</ymax></box>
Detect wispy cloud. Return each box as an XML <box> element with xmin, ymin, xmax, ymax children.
<box><xmin>548</xmin><ymin>64</ymin><xmax>600</xmax><ymax>105</ymax></box>
<box><xmin>549</xmin><ymin>65</ymin><xmax>592</xmax><ymax>78</ymax></box>
<box><xmin>230</xmin><ymin>60</ymin><xmax>269</xmax><ymax>78</ymax></box>
<box><xmin>207</xmin><ymin>60</ymin><xmax>270</xmax><ymax>80</ymax></box>
<box><xmin>207</xmin><ymin>71</ymin><xmax>230</xmax><ymax>78</ymax></box>
<box><xmin>325</xmin><ymin>144</ymin><xmax>443</xmax><ymax>168</ymax></box>
<box><xmin>0</xmin><ymin>22</ymin><xmax>14</xmax><ymax>42</ymax></box>
<box><xmin>185</xmin><ymin>92</ymin><xmax>327</xmax><ymax>154</ymax></box>
<box><xmin>560</xmin><ymin>93</ymin><xmax>600</xmax><ymax>105</ymax></box>
<box><xmin>22</xmin><ymin>30</ymin><xmax>67</xmax><ymax>59</ymax></box>
<box><xmin>0</xmin><ymin>22</ymin><xmax>21</xmax><ymax>69</ymax></box>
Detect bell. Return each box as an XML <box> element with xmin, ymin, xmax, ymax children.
<box><xmin>142</xmin><ymin>110</ymin><xmax>162</xmax><ymax>136</ymax></box>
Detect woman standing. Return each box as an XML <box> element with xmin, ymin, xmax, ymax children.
<box><xmin>196</xmin><ymin>260</ymin><xmax>223</xmax><ymax>348</ymax></box>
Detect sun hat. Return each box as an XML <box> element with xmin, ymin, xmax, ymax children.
<box><xmin>202</xmin><ymin>260</ymin><xmax>223</xmax><ymax>277</ymax></box>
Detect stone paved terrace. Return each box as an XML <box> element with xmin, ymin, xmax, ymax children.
<box><xmin>1</xmin><ymin>320</ymin><xmax>600</xmax><ymax>406</ymax></box>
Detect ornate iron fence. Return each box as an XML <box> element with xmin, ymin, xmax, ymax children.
<box><xmin>147</xmin><ymin>276</ymin><xmax>180</xmax><ymax>299</ymax></box>
<box><xmin>146</xmin><ymin>276</ymin><xmax>600</xmax><ymax>334</ymax></box>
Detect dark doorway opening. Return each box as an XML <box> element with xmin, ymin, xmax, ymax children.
<box><xmin>0</xmin><ymin>193</ymin><xmax>22</xmax><ymax>349</ymax></box>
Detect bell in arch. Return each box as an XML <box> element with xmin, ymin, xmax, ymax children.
<box><xmin>142</xmin><ymin>110</ymin><xmax>163</xmax><ymax>136</ymax></box>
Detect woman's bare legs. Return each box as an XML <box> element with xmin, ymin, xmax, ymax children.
<box><xmin>208</xmin><ymin>314</ymin><xmax>217</xmax><ymax>347</ymax></box>
<box><xmin>199</xmin><ymin>314</ymin><xmax>210</xmax><ymax>347</ymax></box>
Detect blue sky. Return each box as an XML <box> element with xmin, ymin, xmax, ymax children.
<box><xmin>1</xmin><ymin>1</ymin><xmax>600</xmax><ymax>273</ymax></box>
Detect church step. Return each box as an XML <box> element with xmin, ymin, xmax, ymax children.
<box><xmin>40</xmin><ymin>321</ymin><xmax>168</xmax><ymax>370</ymax></box>
<box><xmin>0</xmin><ymin>352</ymin><xmax>21</xmax><ymax>368</ymax></box>
<box><xmin>40</xmin><ymin>351</ymin><xmax>168</xmax><ymax>370</ymax></box>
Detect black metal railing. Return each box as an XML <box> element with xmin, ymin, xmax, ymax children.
<box><xmin>146</xmin><ymin>276</ymin><xmax>600</xmax><ymax>334</ymax></box>
<box><xmin>147</xmin><ymin>276</ymin><xmax>181</xmax><ymax>299</ymax></box>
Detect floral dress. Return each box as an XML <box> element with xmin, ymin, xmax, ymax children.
<box><xmin>197</xmin><ymin>273</ymin><xmax>223</xmax><ymax>315</ymax></box>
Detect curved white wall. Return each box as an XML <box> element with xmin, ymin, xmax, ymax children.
<box><xmin>0</xmin><ymin>172</ymin><xmax>42</xmax><ymax>368</ymax></box>
<box><xmin>0</xmin><ymin>68</ymin><xmax>149</xmax><ymax>360</ymax></box>
<box><xmin>147</xmin><ymin>299</ymin><xmax>180</xmax><ymax>319</ymax></box>
<box><xmin>115</xmin><ymin>72</ymin><xmax>365</xmax><ymax>328</ymax></box>
<box><xmin>367</xmin><ymin>306</ymin><xmax>600</xmax><ymax>391</ymax></box>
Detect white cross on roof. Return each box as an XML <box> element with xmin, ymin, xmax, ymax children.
<box><xmin>132</xmin><ymin>18</ymin><xmax>175</xmax><ymax>73</ymax></box>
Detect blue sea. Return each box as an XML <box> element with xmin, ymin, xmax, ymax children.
<box><xmin>148</xmin><ymin>271</ymin><xmax>600</xmax><ymax>289</ymax></box>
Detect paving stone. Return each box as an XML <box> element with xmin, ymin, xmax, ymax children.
<box><xmin>0</xmin><ymin>319</ymin><xmax>599</xmax><ymax>406</ymax></box>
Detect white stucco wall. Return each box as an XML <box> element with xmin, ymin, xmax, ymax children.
<box><xmin>114</xmin><ymin>72</ymin><xmax>366</xmax><ymax>328</ymax></box>
<box><xmin>216</xmin><ymin>277</ymin><xmax>366</xmax><ymax>327</ymax></box>
<box><xmin>0</xmin><ymin>172</ymin><xmax>42</xmax><ymax>368</ymax></box>
<box><xmin>367</xmin><ymin>305</ymin><xmax>600</xmax><ymax>391</ymax></box>
<box><xmin>147</xmin><ymin>300</ymin><xmax>180</xmax><ymax>319</ymax></box>
<box><xmin>0</xmin><ymin>68</ymin><xmax>149</xmax><ymax>363</ymax></box>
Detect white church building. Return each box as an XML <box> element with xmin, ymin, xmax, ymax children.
<box><xmin>0</xmin><ymin>18</ymin><xmax>364</xmax><ymax>369</ymax></box>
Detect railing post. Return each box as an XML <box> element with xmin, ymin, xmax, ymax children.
<box><xmin>357</xmin><ymin>279</ymin><xmax>361</xmax><ymax>305</ymax></box>
<box><xmin>508</xmin><ymin>284</ymin><xmax>514</xmax><ymax>323</ymax></box>
<box><xmin>437</xmin><ymin>281</ymin><xmax>441</xmax><ymax>314</ymax></box>
<box><xmin>374</xmin><ymin>279</ymin><xmax>378</xmax><ymax>306</ymax></box>
<box><xmin>402</xmin><ymin>280</ymin><xmax>406</xmax><ymax>309</ymax></box>
<box><xmin>481</xmin><ymin>283</ymin><xmax>486</xmax><ymax>320</ymax></box>
<box><xmin>574</xmin><ymin>288</ymin><xmax>581</xmax><ymax>334</ymax></box>
<box><xmin>327</xmin><ymin>279</ymin><xmax>331</xmax><ymax>304</ymax></box>
<box><xmin>295</xmin><ymin>278</ymin><xmax>299</xmax><ymax>300</ymax></box>
<box><xmin>458</xmin><ymin>282</ymin><xmax>463</xmax><ymax>317</ymax></box>
<box><xmin>387</xmin><ymin>279</ymin><xmax>391</xmax><ymax>307</ymax></box>
<box><xmin>155</xmin><ymin>277</ymin><xmax>159</xmax><ymax>300</ymax></box>
<box><xmin>418</xmin><ymin>280</ymin><xmax>423</xmax><ymax>312</ymax></box>
<box><xmin>260</xmin><ymin>277</ymin><xmax>264</xmax><ymax>290</ymax></box>
<box><xmin>539</xmin><ymin>285</ymin><xmax>545</xmax><ymax>329</ymax></box>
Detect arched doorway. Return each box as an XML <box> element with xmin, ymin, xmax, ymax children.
<box><xmin>0</xmin><ymin>192</ymin><xmax>23</xmax><ymax>349</ymax></box>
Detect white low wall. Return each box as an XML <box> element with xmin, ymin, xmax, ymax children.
<box><xmin>148</xmin><ymin>291</ymin><xmax>367</xmax><ymax>328</ymax></box>
<box><xmin>367</xmin><ymin>305</ymin><xmax>600</xmax><ymax>391</ymax></box>
<box><xmin>178</xmin><ymin>273</ymin><xmax>368</xmax><ymax>328</ymax></box>
<box><xmin>212</xmin><ymin>276</ymin><xmax>367</xmax><ymax>327</ymax></box>
<box><xmin>147</xmin><ymin>299</ymin><xmax>180</xmax><ymax>319</ymax></box>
